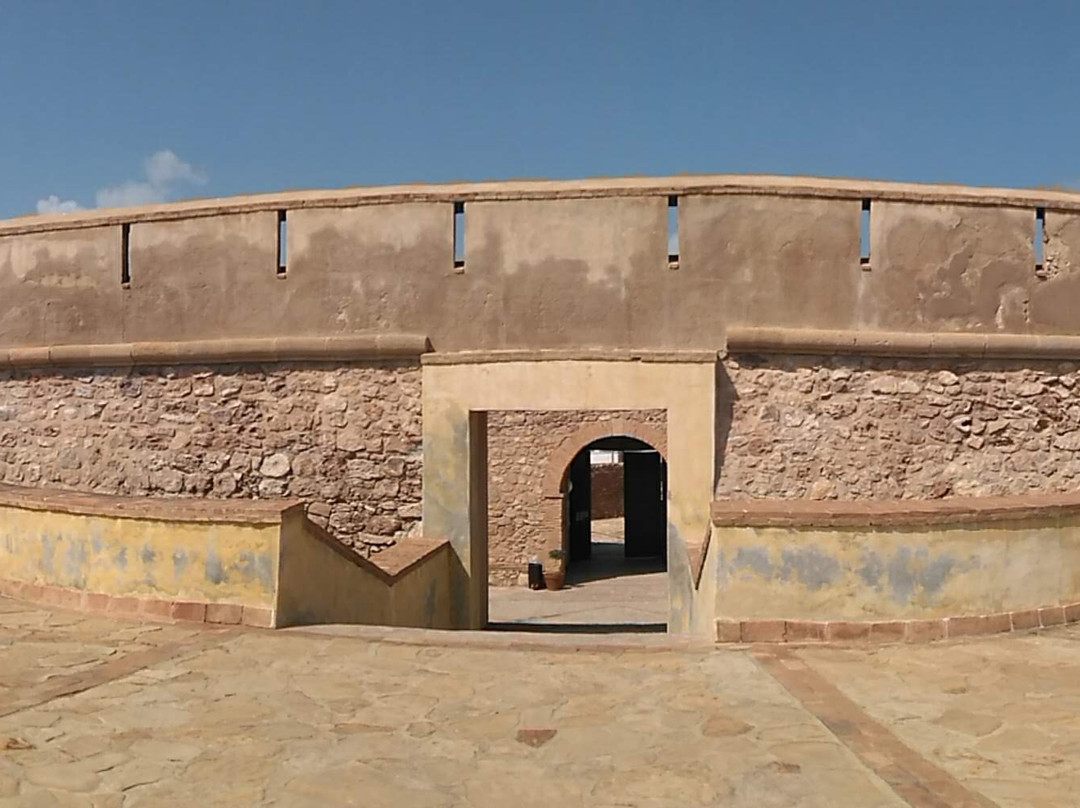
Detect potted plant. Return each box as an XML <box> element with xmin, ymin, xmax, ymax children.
<box><xmin>543</xmin><ymin>548</ymin><xmax>566</xmax><ymax>591</ymax></box>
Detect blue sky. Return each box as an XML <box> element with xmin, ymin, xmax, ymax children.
<box><xmin>2</xmin><ymin>1</ymin><xmax>1077</xmax><ymax>219</ymax></box>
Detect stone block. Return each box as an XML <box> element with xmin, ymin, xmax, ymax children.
<box><xmin>715</xmin><ymin>619</ymin><xmax>741</xmax><ymax>643</ymax></box>
<box><xmin>740</xmin><ymin>619</ymin><xmax>785</xmax><ymax>643</ymax></box>
<box><xmin>20</xmin><ymin>583</ymin><xmax>45</xmax><ymax>603</ymax></box>
<box><xmin>242</xmin><ymin>606</ymin><xmax>274</xmax><ymax>628</ymax></box>
<box><xmin>170</xmin><ymin>601</ymin><xmax>207</xmax><ymax>622</ymax></box>
<box><xmin>868</xmin><ymin>621</ymin><xmax>906</xmax><ymax>643</ymax></box>
<box><xmin>56</xmin><ymin>588</ymin><xmax>84</xmax><ymax>611</ymax></box>
<box><xmin>0</xmin><ymin>579</ymin><xmax>22</xmax><ymax>598</ymax></box>
<box><xmin>205</xmin><ymin>603</ymin><xmax>244</xmax><ymax>625</ymax></box>
<box><xmin>138</xmin><ymin>599</ymin><xmax>173</xmax><ymax>619</ymax></box>
<box><xmin>826</xmin><ymin>621</ymin><xmax>871</xmax><ymax>642</ymax></box>
<box><xmin>905</xmin><ymin>619</ymin><xmax>946</xmax><ymax>643</ymax></box>
<box><xmin>784</xmin><ymin>620</ymin><xmax>827</xmax><ymax>642</ymax></box>
<box><xmin>1064</xmin><ymin>602</ymin><xmax>1080</xmax><ymax>623</ymax></box>
<box><xmin>947</xmin><ymin>613</ymin><xmax>1011</xmax><ymax>638</ymax></box>
<box><xmin>84</xmin><ymin>592</ymin><xmax>111</xmax><ymax>613</ymax></box>
<box><xmin>1010</xmin><ymin>609</ymin><xmax>1040</xmax><ymax>631</ymax></box>
<box><xmin>106</xmin><ymin>596</ymin><xmax>142</xmax><ymax>616</ymax></box>
<box><xmin>1039</xmin><ymin>606</ymin><xmax>1066</xmax><ymax>627</ymax></box>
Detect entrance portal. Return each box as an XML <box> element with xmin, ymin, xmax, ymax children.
<box><xmin>488</xmin><ymin>432</ymin><xmax>668</xmax><ymax>631</ymax></box>
<box><xmin>565</xmin><ymin>437</ymin><xmax>668</xmax><ymax>584</ymax></box>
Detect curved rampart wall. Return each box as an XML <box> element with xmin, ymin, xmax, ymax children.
<box><xmin>4</xmin><ymin>175</ymin><xmax>1080</xmax><ymax>353</ymax></box>
<box><xmin>709</xmin><ymin>494</ymin><xmax>1080</xmax><ymax>642</ymax></box>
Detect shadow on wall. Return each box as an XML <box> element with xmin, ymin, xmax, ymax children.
<box><xmin>715</xmin><ymin>362</ymin><xmax>738</xmax><ymax>496</ymax></box>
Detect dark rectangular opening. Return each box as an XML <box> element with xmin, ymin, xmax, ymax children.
<box><xmin>121</xmin><ymin>224</ymin><xmax>131</xmax><ymax>287</ymax></box>
<box><xmin>860</xmin><ymin>199</ymin><xmax>871</xmax><ymax>268</ymax></box>
<box><xmin>453</xmin><ymin>201</ymin><xmax>465</xmax><ymax>270</ymax></box>
<box><xmin>667</xmin><ymin>195</ymin><xmax>679</xmax><ymax>265</ymax></box>
<box><xmin>277</xmin><ymin>211</ymin><xmax>288</xmax><ymax>277</ymax></box>
<box><xmin>1036</xmin><ymin>207</ymin><xmax>1046</xmax><ymax>271</ymax></box>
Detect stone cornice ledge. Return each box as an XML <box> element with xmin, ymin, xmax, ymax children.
<box><xmin>0</xmin><ymin>483</ymin><xmax>303</xmax><ymax>525</ymax></box>
<box><xmin>0</xmin><ymin>334</ymin><xmax>429</xmax><ymax>369</ymax></box>
<box><xmin>712</xmin><ymin>492</ymin><xmax>1080</xmax><ymax>529</ymax></box>
<box><xmin>422</xmin><ymin>349</ymin><xmax>718</xmax><ymax>365</ymax></box>
<box><xmin>726</xmin><ymin>327</ymin><xmax>1080</xmax><ymax>360</ymax></box>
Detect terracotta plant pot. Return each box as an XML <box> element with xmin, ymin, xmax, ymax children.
<box><xmin>543</xmin><ymin>570</ymin><xmax>565</xmax><ymax>591</ymax></box>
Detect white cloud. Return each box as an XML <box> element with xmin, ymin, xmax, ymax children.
<box><xmin>36</xmin><ymin>195</ymin><xmax>83</xmax><ymax>214</ymax></box>
<box><xmin>145</xmin><ymin>149</ymin><xmax>207</xmax><ymax>187</ymax></box>
<box><xmin>95</xmin><ymin>181</ymin><xmax>170</xmax><ymax>208</ymax></box>
<box><xmin>96</xmin><ymin>150</ymin><xmax>207</xmax><ymax>208</ymax></box>
<box><xmin>35</xmin><ymin>149</ymin><xmax>207</xmax><ymax>213</ymax></box>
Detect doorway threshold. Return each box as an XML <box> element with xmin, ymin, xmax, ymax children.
<box><xmin>486</xmin><ymin>621</ymin><xmax>667</xmax><ymax>635</ymax></box>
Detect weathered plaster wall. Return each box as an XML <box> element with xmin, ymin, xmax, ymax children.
<box><xmin>0</xmin><ymin>362</ymin><xmax>422</xmax><ymax>554</ymax></box>
<box><xmin>0</xmin><ymin>503</ymin><xmax>280</xmax><ymax>609</ymax></box>
<box><xmin>126</xmin><ymin>213</ymin><xmax>283</xmax><ymax>343</ymax></box>
<box><xmin>486</xmin><ymin>409</ymin><xmax>664</xmax><ymax>586</ymax></box>
<box><xmin>718</xmin><ymin>354</ymin><xmax>1080</xmax><ymax>501</ymax></box>
<box><xmin>0</xmin><ymin>226</ymin><xmax>124</xmax><ymax>346</ymax></box>
<box><xmin>710</xmin><ymin>516</ymin><xmax>1080</xmax><ymax>622</ymax></box>
<box><xmin>5</xmin><ymin>176</ymin><xmax>1080</xmax><ymax>353</ymax></box>
<box><xmin>680</xmin><ymin>196</ymin><xmax>860</xmax><ymax>333</ymax></box>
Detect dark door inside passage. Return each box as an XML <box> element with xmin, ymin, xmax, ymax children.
<box><xmin>568</xmin><ymin>450</ymin><xmax>592</xmax><ymax>561</ymax></box>
<box><xmin>623</xmin><ymin>450</ymin><xmax>667</xmax><ymax>559</ymax></box>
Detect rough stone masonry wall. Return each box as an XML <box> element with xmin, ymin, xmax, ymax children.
<box><xmin>0</xmin><ymin>361</ymin><xmax>422</xmax><ymax>555</ymax></box>
<box><xmin>718</xmin><ymin>354</ymin><xmax>1080</xmax><ymax>500</ymax></box>
<box><xmin>487</xmin><ymin>409</ymin><xmax>665</xmax><ymax>586</ymax></box>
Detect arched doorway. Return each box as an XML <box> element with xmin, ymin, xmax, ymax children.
<box><xmin>561</xmin><ymin>436</ymin><xmax>668</xmax><ymax>582</ymax></box>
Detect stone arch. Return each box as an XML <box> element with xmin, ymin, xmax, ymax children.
<box><xmin>541</xmin><ymin>418</ymin><xmax>667</xmax><ymax>498</ymax></box>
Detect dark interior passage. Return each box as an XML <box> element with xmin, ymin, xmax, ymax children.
<box><xmin>565</xmin><ymin>436</ymin><xmax>667</xmax><ymax>584</ymax></box>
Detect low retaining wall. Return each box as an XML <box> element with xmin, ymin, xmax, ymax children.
<box><xmin>0</xmin><ymin>485</ymin><xmax>451</xmax><ymax>629</ymax></box>
<box><xmin>276</xmin><ymin>512</ymin><xmax>453</xmax><ymax>628</ymax></box>
<box><xmin>710</xmin><ymin>493</ymin><xmax>1080</xmax><ymax>643</ymax></box>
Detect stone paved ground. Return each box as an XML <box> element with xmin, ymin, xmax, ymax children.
<box><xmin>2</xmin><ymin>596</ymin><xmax>1079</xmax><ymax>806</ymax></box>
<box><xmin>489</xmin><ymin>519</ymin><xmax>668</xmax><ymax>628</ymax></box>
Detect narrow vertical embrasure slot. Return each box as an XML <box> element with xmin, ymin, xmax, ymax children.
<box><xmin>453</xmin><ymin>201</ymin><xmax>465</xmax><ymax>270</ymax></box>
<box><xmin>860</xmin><ymin>199</ymin><xmax>871</xmax><ymax>268</ymax></box>
<box><xmin>121</xmin><ymin>223</ymin><xmax>131</xmax><ymax>287</ymax></box>
<box><xmin>667</xmin><ymin>195</ymin><xmax>679</xmax><ymax>266</ymax></box>
<box><xmin>277</xmin><ymin>211</ymin><xmax>288</xmax><ymax>278</ymax></box>
<box><xmin>1035</xmin><ymin>207</ymin><xmax>1046</xmax><ymax>273</ymax></box>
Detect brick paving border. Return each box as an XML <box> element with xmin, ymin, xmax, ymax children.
<box><xmin>754</xmin><ymin>645</ymin><xmax>998</xmax><ymax>808</ymax></box>
<box><xmin>0</xmin><ymin>628</ymin><xmax>238</xmax><ymax>719</ymax></box>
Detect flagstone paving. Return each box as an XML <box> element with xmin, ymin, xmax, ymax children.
<box><xmin>1</xmin><ymin>595</ymin><xmax>1079</xmax><ymax>807</ymax></box>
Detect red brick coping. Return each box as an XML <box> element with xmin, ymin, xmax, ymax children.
<box><xmin>711</xmin><ymin>491</ymin><xmax>1080</xmax><ymax>528</ymax></box>
<box><xmin>0</xmin><ymin>577</ymin><xmax>274</xmax><ymax>628</ymax></box>
<box><xmin>718</xmin><ymin>604</ymin><xmax>1080</xmax><ymax>644</ymax></box>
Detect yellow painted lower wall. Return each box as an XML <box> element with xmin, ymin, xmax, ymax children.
<box><xmin>0</xmin><ymin>504</ymin><xmax>279</xmax><ymax>609</ymax></box>
<box><xmin>713</xmin><ymin>517</ymin><xmax>1080</xmax><ymax>620</ymax></box>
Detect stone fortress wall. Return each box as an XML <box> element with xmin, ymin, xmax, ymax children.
<box><xmin>6</xmin><ymin>174</ymin><xmax>1080</xmax><ymax>575</ymax></box>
